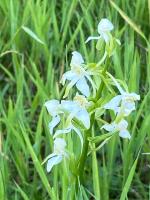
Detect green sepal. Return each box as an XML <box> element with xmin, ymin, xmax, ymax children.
<box><xmin>87</xmin><ymin>62</ymin><xmax>97</xmax><ymax>69</ymax></box>
<box><xmin>106</xmin><ymin>36</ymin><xmax>121</xmax><ymax>56</ymax></box>
<box><xmin>88</xmin><ymin>133</ymin><xmax>113</xmax><ymax>144</ymax></box>
<box><xmin>96</xmin><ymin>38</ymin><xmax>105</xmax><ymax>51</ymax></box>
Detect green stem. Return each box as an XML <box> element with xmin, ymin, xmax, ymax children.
<box><xmin>78</xmin><ymin>114</ymin><xmax>95</xmax><ymax>182</ymax></box>
<box><xmin>95</xmin><ymin>58</ymin><xmax>110</xmax><ymax>101</ymax></box>
<box><xmin>77</xmin><ymin>56</ymin><xmax>110</xmax><ymax>183</ymax></box>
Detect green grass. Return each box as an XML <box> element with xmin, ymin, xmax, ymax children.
<box><xmin>0</xmin><ymin>0</ymin><xmax>150</xmax><ymax>199</ymax></box>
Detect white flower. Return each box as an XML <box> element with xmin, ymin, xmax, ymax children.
<box><xmin>101</xmin><ymin>119</ymin><xmax>131</xmax><ymax>139</ymax></box>
<box><xmin>104</xmin><ymin>92</ymin><xmax>140</xmax><ymax>116</ymax></box>
<box><xmin>44</xmin><ymin>100</ymin><xmax>63</xmax><ymax>135</ymax></box>
<box><xmin>85</xmin><ymin>18</ymin><xmax>114</xmax><ymax>43</ymax></box>
<box><xmin>62</xmin><ymin>94</ymin><xmax>90</xmax><ymax>129</ymax></box>
<box><xmin>61</xmin><ymin>51</ymin><xmax>97</xmax><ymax>98</ymax></box>
<box><xmin>104</xmin><ymin>73</ymin><xmax>140</xmax><ymax>116</ymax></box>
<box><xmin>44</xmin><ymin>138</ymin><xmax>68</xmax><ymax>173</ymax></box>
<box><xmin>54</xmin><ymin>95</ymin><xmax>91</xmax><ymax>148</ymax></box>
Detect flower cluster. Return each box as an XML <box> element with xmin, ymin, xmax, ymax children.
<box><xmin>101</xmin><ymin>73</ymin><xmax>140</xmax><ymax>139</ymax></box>
<box><xmin>43</xmin><ymin>18</ymin><xmax>140</xmax><ymax>172</ymax></box>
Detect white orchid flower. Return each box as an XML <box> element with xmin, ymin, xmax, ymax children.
<box><xmin>43</xmin><ymin>138</ymin><xmax>68</xmax><ymax>173</ymax></box>
<box><xmin>85</xmin><ymin>18</ymin><xmax>114</xmax><ymax>43</ymax></box>
<box><xmin>104</xmin><ymin>73</ymin><xmax>140</xmax><ymax>116</ymax></box>
<box><xmin>44</xmin><ymin>100</ymin><xmax>63</xmax><ymax>135</ymax></box>
<box><xmin>101</xmin><ymin>119</ymin><xmax>131</xmax><ymax>139</ymax></box>
<box><xmin>104</xmin><ymin>92</ymin><xmax>140</xmax><ymax>116</ymax></box>
<box><xmin>53</xmin><ymin>95</ymin><xmax>91</xmax><ymax>148</ymax></box>
<box><xmin>61</xmin><ymin>51</ymin><xmax>97</xmax><ymax>98</ymax></box>
<box><xmin>62</xmin><ymin>94</ymin><xmax>90</xmax><ymax>129</ymax></box>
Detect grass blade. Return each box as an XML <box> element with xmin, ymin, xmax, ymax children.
<box><xmin>22</xmin><ymin>26</ymin><xmax>45</xmax><ymax>44</ymax></box>
<box><xmin>19</xmin><ymin>123</ymin><xmax>56</xmax><ymax>200</ymax></box>
<box><xmin>120</xmin><ymin>151</ymin><xmax>140</xmax><ymax>200</ymax></box>
<box><xmin>109</xmin><ymin>0</ymin><xmax>148</xmax><ymax>43</ymax></box>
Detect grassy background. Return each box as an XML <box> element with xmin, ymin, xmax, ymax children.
<box><xmin>0</xmin><ymin>0</ymin><xmax>150</xmax><ymax>199</ymax></box>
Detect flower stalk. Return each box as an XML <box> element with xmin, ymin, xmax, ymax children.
<box><xmin>77</xmin><ymin>56</ymin><xmax>110</xmax><ymax>182</ymax></box>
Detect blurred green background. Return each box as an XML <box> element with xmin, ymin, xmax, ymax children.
<box><xmin>0</xmin><ymin>0</ymin><xmax>149</xmax><ymax>199</ymax></box>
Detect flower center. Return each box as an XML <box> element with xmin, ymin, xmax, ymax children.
<box><xmin>73</xmin><ymin>66</ymin><xmax>85</xmax><ymax>76</ymax></box>
<box><xmin>74</xmin><ymin>95</ymin><xmax>88</xmax><ymax>107</ymax></box>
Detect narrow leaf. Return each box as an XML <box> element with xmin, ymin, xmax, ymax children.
<box><xmin>109</xmin><ymin>0</ymin><xmax>147</xmax><ymax>42</ymax></box>
<box><xmin>22</xmin><ymin>26</ymin><xmax>45</xmax><ymax>44</ymax></box>
<box><xmin>120</xmin><ymin>151</ymin><xmax>140</xmax><ymax>200</ymax></box>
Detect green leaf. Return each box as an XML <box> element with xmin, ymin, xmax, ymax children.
<box><xmin>19</xmin><ymin>123</ymin><xmax>56</xmax><ymax>200</ymax></box>
<box><xmin>0</xmin><ymin>169</ymin><xmax>5</xmax><ymax>200</ymax></box>
<box><xmin>22</xmin><ymin>26</ymin><xmax>45</xmax><ymax>44</ymax></box>
<box><xmin>88</xmin><ymin>133</ymin><xmax>113</xmax><ymax>144</ymax></box>
<box><xmin>109</xmin><ymin>0</ymin><xmax>148</xmax><ymax>43</ymax></box>
<box><xmin>15</xmin><ymin>182</ymin><xmax>30</xmax><ymax>200</ymax></box>
<box><xmin>120</xmin><ymin>151</ymin><xmax>140</xmax><ymax>200</ymax></box>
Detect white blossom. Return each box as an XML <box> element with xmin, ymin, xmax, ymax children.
<box><xmin>85</xmin><ymin>18</ymin><xmax>114</xmax><ymax>43</ymax></box>
<box><xmin>44</xmin><ymin>100</ymin><xmax>63</xmax><ymax>135</ymax></box>
<box><xmin>43</xmin><ymin>138</ymin><xmax>68</xmax><ymax>173</ymax></box>
<box><xmin>104</xmin><ymin>73</ymin><xmax>140</xmax><ymax>116</ymax></box>
<box><xmin>53</xmin><ymin>95</ymin><xmax>91</xmax><ymax>148</ymax></box>
<box><xmin>61</xmin><ymin>51</ymin><xmax>97</xmax><ymax>98</ymax></box>
<box><xmin>101</xmin><ymin>119</ymin><xmax>131</xmax><ymax>139</ymax></box>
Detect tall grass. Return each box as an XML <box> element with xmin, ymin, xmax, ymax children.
<box><xmin>0</xmin><ymin>0</ymin><xmax>149</xmax><ymax>199</ymax></box>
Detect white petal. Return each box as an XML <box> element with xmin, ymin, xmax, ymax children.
<box><xmin>98</xmin><ymin>18</ymin><xmax>114</xmax><ymax>34</ymax></box>
<box><xmin>61</xmin><ymin>100</ymin><xmax>79</xmax><ymax>114</ymax></box>
<box><xmin>63</xmin><ymin>77</ymin><xmax>79</xmax><ymax>98</ymax></box>
<box><xmin>48</xmin><ymin>115</ymin><xmax>60</xmax><ymax>135</ymax></box>
<box><xmin>101</xmin><ymin>123</ymin><xmax>116</xmax><ymax>132</ymax></box>
<box><xmin>42</xmin><ymin>153</ymin><xmax>56</xmax><ymax>164</ymax></box>
<box><xmin>117</xmin><ymin>119</ymin><xmax>128</xmax><ymax>130</ymax></box>
<box><xmin>85</xmin><ymin>36</ymin><xmax>101</xmax><ymax>43</ymax></box>
<box><xmin>71</xmin><ymin>51</ymin><xmax>84</xmax><ymax>67</ymax></box>
<box><xmin>72</xmin><ymin>126</ymin><xmax>83</xmax><ymax>149</ymax></box>
<box><xmin>44</xmin><ymin>100</ymin><xmax>60</xmax><ymax>116</ymax></box>
<box><xmin>60</xmin><ymin>71</ymin><xmax>77</xmax><ymax>85</ymax></box>
<box><xmin>76</xmin><ymin>77</ymin><xmax>90</xmax><ymax>97</ymax></box>
<box><xmin>53</xmin><ymin>127</ymin><xmax>72</xmax><ymax>138</ymax></box>
<box><xmin>54</xmin><ymin>138</ymin><xmax>66</xmax><ymax>151</ymax></box>
<box><xmin>85</xmin><ymin>74</ymin><xmax>97</xmax><ymax>97</ymax></box>
<box><xmin>100</xmin><ymin>31</ymin><xmax>110</xmax><ymax>43</ymax></box>
<box><xmin>127</xmin><ymin>93</ymin><xmax>140</xmax><ymax>101</ymax></box>
<box><xmin>104</xmin><ymin>95</ymin><xmax>122</xmax><ymax>113</ymax></box>
<box><xmin>119</xmin><ymin>130</ymin><xmax>131</xmax><ymax>139</ymax></box>
<box><xmin>46</xmin><ymin>155</ymin><xmax>62</xmax><ymax>172</ymax></box>
<box><xmin>122</xmin><ymin>101</ymin><xmax>135</xmax><ymax>116</ymax></box>
<box><xmin>75</xmin><ymin>109</ymin><xmax>90</xmax><ymax>129</ymax></box>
